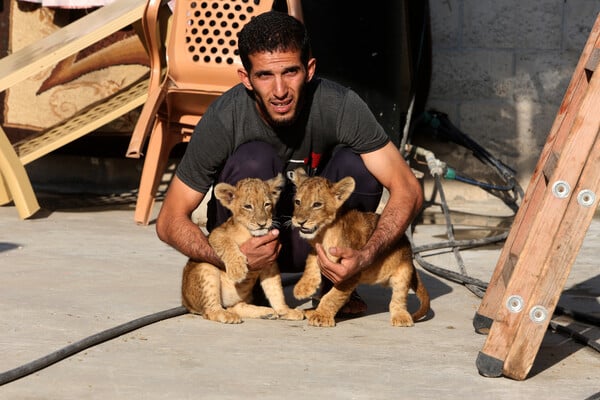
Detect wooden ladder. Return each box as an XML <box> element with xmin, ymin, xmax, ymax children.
<box><xmin>472</xmin><ymin>12</ymin><xmax>600</xmax><ymax>380</ymax></box>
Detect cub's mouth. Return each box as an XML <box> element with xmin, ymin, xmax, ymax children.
<box><xmin>299</xmin><ymin>226</ymin><xmax>318</xmax><ymax>235</ymax></box>
<box><xmin>250</xmin><ymin>229</ymin><xmax>269</xmax><ymax>237</ymax></box>
<box><xmin>297</xmin><ymin>225</ymin><xmax>319</xmax><ymax>239</ymax></box>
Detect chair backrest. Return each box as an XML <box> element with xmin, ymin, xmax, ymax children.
<box><xmin>167</xmin><ymin>0</ymin><xmax>293</xmax><ymax>93</ymax></box>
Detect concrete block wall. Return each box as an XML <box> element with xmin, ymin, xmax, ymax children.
<box><xmin>421</xmin><ymin>0</ymin><xmax>600</xmax><ymax>189</ymax></box>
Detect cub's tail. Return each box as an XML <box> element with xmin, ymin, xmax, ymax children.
<box><xmin>410</xmin><ymin>266</ymin><xmax>431</xmax><ymax>322</ymax></box>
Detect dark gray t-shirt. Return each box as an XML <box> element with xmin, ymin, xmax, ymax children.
<box><xmin>176</xmin><ymin>77</ymin><xmax>390</xmax><ymax>193</ymax></box>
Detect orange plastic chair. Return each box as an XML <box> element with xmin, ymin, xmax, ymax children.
<box><xmin>126</xmin><ymin>0</ymin><xmax>303</xmax><ymax>225</ymax></box>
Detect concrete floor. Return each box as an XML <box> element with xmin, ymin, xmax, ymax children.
<box><xmin>0</xmin><ymin>191</ymin><xmax>598</xmax><ymax>399</ymax></box>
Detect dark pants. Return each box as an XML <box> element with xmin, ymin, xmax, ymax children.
<box><xmin>206</xmin><ymin>141</ymin><xmax>383</xmax><ymax>272</ymax></box>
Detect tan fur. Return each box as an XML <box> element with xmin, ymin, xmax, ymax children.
<box><xmin>181</xmin><ymin>175</ymin><xmax>304</xmax><ymax>324</ymax></box>
<box><xmin>290</xmin><ymin>168</ymin><xmax>430</xmax><ymax>327</ymax></box>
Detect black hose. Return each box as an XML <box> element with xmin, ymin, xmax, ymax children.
<box><xmin>0</xmin><ymin>306</ymin><xmax>189</xmax><ymax>386</ymax></box>
<box><xmin>412</xmin><ymin>232</ymin><xmax>508</xmax><ymax>253</ymax></box>
<box><xmin>453</xmin><ymin>173</ymin><xmax>515</xmax><ymax>192</ymax></box>
<box><xmin>414</xmin><ymin>252</ymin><xmax>489</xmax><ymax>290</ymax></box>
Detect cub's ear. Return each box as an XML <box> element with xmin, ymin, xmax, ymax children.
<box><xmin>267</xmin><ymin>173</ymin><xmax>285</xmax><ymax>203</ymax></box>
<box><xmin>332</xmin><ymin>176</ymin><xmax>356</xmax><ymax>207</ymax></box>
<box><xmin>288</xmin><ymin>168</ymin><xmax>308</xmax><ymax>187</ymax></box>
<box><xmin>213</xmin><ymin>182</ymin><xmax>237</xmax><ymax>209</ymax></box>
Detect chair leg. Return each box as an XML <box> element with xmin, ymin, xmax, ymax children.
<box><xmin>0</xmin><ymin>173</ymin><xmax>12</xmax><ymax>206</ymax></box>
<box><xmin>0</xmin><ymin>127</ymin><xmax>40</xmax><ymax>218</ymax></box>
<box><xmin>134</xmin><ymin>122</ymin><xmax>184</xmax><ymax>225</ymax></box>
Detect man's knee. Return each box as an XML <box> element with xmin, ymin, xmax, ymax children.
<box><xmin>220</xmin><ymin>141</ymin><xmax>282</xmax><ymax>182</ymax></box>
<box><xmin>321</xmin><ymin>146</ymin><xmax>383</xmax><ymax>212</ymax></box>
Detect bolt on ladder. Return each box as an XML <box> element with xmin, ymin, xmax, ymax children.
<box><xmin>472</xmin><ymin>12</ymin><xmax>600</xmax><ymax>380</ymax></box>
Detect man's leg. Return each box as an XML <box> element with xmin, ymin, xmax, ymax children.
<box><xmin>319</xmin><ymin>146</ymin><xmax>383</xmax><ymax>212</ymax></box>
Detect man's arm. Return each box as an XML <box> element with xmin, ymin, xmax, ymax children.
<box><xmin>156</xmin><ymin>176</ymin><xmax>223</xmax><ymax>266</ymax></box>
<box><xmin>316</xmin><ymin>141</ymin><xmax>423</xmax><ymax>285</ymax></box>
<box><xmin>156</xmin><ymin>176</ymin><xmax>281</xmax><ymax>270</ymax></box>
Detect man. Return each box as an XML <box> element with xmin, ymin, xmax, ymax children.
<box><xmin>156</xmin><ymin>11</ymin><xmax>423</xmax><ymax>315</ymax></box>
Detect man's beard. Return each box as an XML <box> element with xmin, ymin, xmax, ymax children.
<box><xmin>255</xmin><ymin>88</ymin><xmax>306</xmax><ymax>128</ymax></box>
<box><xmin>257</xmin><ymin>100</ymin><xmax>296</xmax><ymax>128</ymax></box>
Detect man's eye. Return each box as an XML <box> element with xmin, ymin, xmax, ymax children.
<box><xmin>255</xmin><ymin>72</ymin><xmax>272</xmax><ymax>80</ymax></box>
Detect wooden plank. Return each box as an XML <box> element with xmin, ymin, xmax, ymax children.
<box><xmin>473</xmin><ymin>13</ymin><xmax>600</xmax><ymax>330</ymax></box>
<box><xmin>0</xmin><ymin>0</ymin><xmax>146</xmax><ymax>219</ymax></box>
<box><xmin>477</xmin><ymin>63</ymin><xmax>600</xmax><ymax>379</ymax></box>
<box><xmin>0</xmin><ymin>127</ymin><xmax>40</xmax><ymax>218</ymax></box>
<box><xmin>0</xmin><ymin>0</ymin><xmax>146</xmax><ymax>92</ymax></box>
<box><xmin>15</xmin><ymin>78</ymin><xmax>148</xmax><ymax>164</ymax></box>
<box><xmin>0</xmin><ymin>174</ymin><xmax>11</xmax><ymax>205</ymax></box>
<box><xmin>503</xmin><ymin>131</ymin><xmax>600</xmax><ymax>379</ymax></box>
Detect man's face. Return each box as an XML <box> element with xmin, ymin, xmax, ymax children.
<box><xmin>238</xmin><ymin>50</ymin><xmax>316</xmax><ymax>128</ymax></box>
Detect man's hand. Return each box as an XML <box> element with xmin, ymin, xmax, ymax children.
<box><xmin>315</xmin><ymin>243</ymin><xmax>371</xmax><ymax>285</ymax></box>
<box><xmin>239</xmin><ymin>229</ymin><xmax>282</xmax><ymax>271</ymax></box>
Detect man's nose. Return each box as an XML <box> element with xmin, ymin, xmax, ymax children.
<box><xmin>273</xmin><ymin>76</ymin><xmax>288</xmax><ymax>98</ymax></box>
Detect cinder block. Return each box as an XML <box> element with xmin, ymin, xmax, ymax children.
<box><xmin>462</xmin><ymin>0</ymin><xmax>561</xmax><ymax>49</ymax></box>
<box><xmin>429</xmin><ymin>0</ymin><xmax>460</xmax><ymax>48</ymax></box>
<box><xmin>430</xmin><ymin>50</ymin><xmax>514</xmax><ymax>100</ymax></box>
<box><xmin>564</xmin><ymin>1</ymin><xmax>600</xmax><ymax>51</ymax></box>
<box><xmin>515</xmin><ymin>50</ymin><xmax>580</xmax><ymax>104</ymax></box>
<box><xmin>460</xmin><ymin>100</ymin><xmax>556</xmax><ymax>178</ymax></box>
<box><xmin>459</xmin><ymin>101</ymin><xmax>517</xmax><ymax>161</ymax></box>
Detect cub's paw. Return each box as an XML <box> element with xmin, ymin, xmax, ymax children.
<box><xmin>205</xmin><ymin>310</ymin><xmax>243</xmax><ymax>324</ymax></box>
<box><xmin>226</xmin><ymin>262</ymin><xmax>248</xmax><ymax>283</ymax></box>
<box><xmin>391</xmin><ymin>311</ymin><xmax>414</xmax><ymax>327</ymax></box>
<box><xmin>277</xmin><ymin>308</ymin><xmax>305</xmax><ymax>321</ymax></box>
<box><xmin>306</xmin><ymin>310</ymin><xmax>336</xmax><ymax>327</ymax></box>
<box><xmin>251</xmin><ymin>306</ymin><xmax>278</xmax><ymax>320</ymax></box>
<box><xmin>293</xmin><ymin>279</ymin><xmax>318</xmax><ymax>300</ymax></box>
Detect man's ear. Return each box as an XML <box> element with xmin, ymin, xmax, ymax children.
<box><xmin>237</xmin><ymin>68</ymin><xmax>253</xmax><ymax>91</ymax></box>
<box><xmin>306</xmin><ymin>58</ymin><xmax>317</xmax><ymax>82</ymax></box>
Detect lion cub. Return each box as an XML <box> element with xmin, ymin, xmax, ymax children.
<box><xmin>290</xmin><ymin>168</ymin><xmax>430</xmax><ymax>327</ymax></box>
<box><xmin>181</xmin><ymin>174</ymin><xmax>304</xmax><ymax>324</ymax></box>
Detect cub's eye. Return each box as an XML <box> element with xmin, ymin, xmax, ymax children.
<box><xmin>264</xmin><ymin>202</ymin><xmax>272</xmax><ymax>209</ymax></box>
<box><xmin>243</xmin><ymin>204</ymin><xmax>253</xmax><ymax>210</ymax></box>
<box><xmin>312</xmin><ymin>202</ymin><xmax>323</xmax><ymax>208</ymax></box>
<box><xmin>294</xmin><ymin>199</ymin><xmax>301</xmax><ymax>206</ymax></box>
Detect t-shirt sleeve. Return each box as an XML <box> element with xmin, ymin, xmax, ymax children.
<box><xmin>176</xmin><ymin>106</ymin><xmax>233</xmax><ymax>193</ymax></box>
<box><xmin>336</xmin><ymin>90</ymin><xmax>390</xmax><ymax>153</ymax></box>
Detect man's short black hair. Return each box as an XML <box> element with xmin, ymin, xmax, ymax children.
<box><xmin>238</xmin><ymin>11</ymin><xmax>311</xmax><ymax>71</ymax></box>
